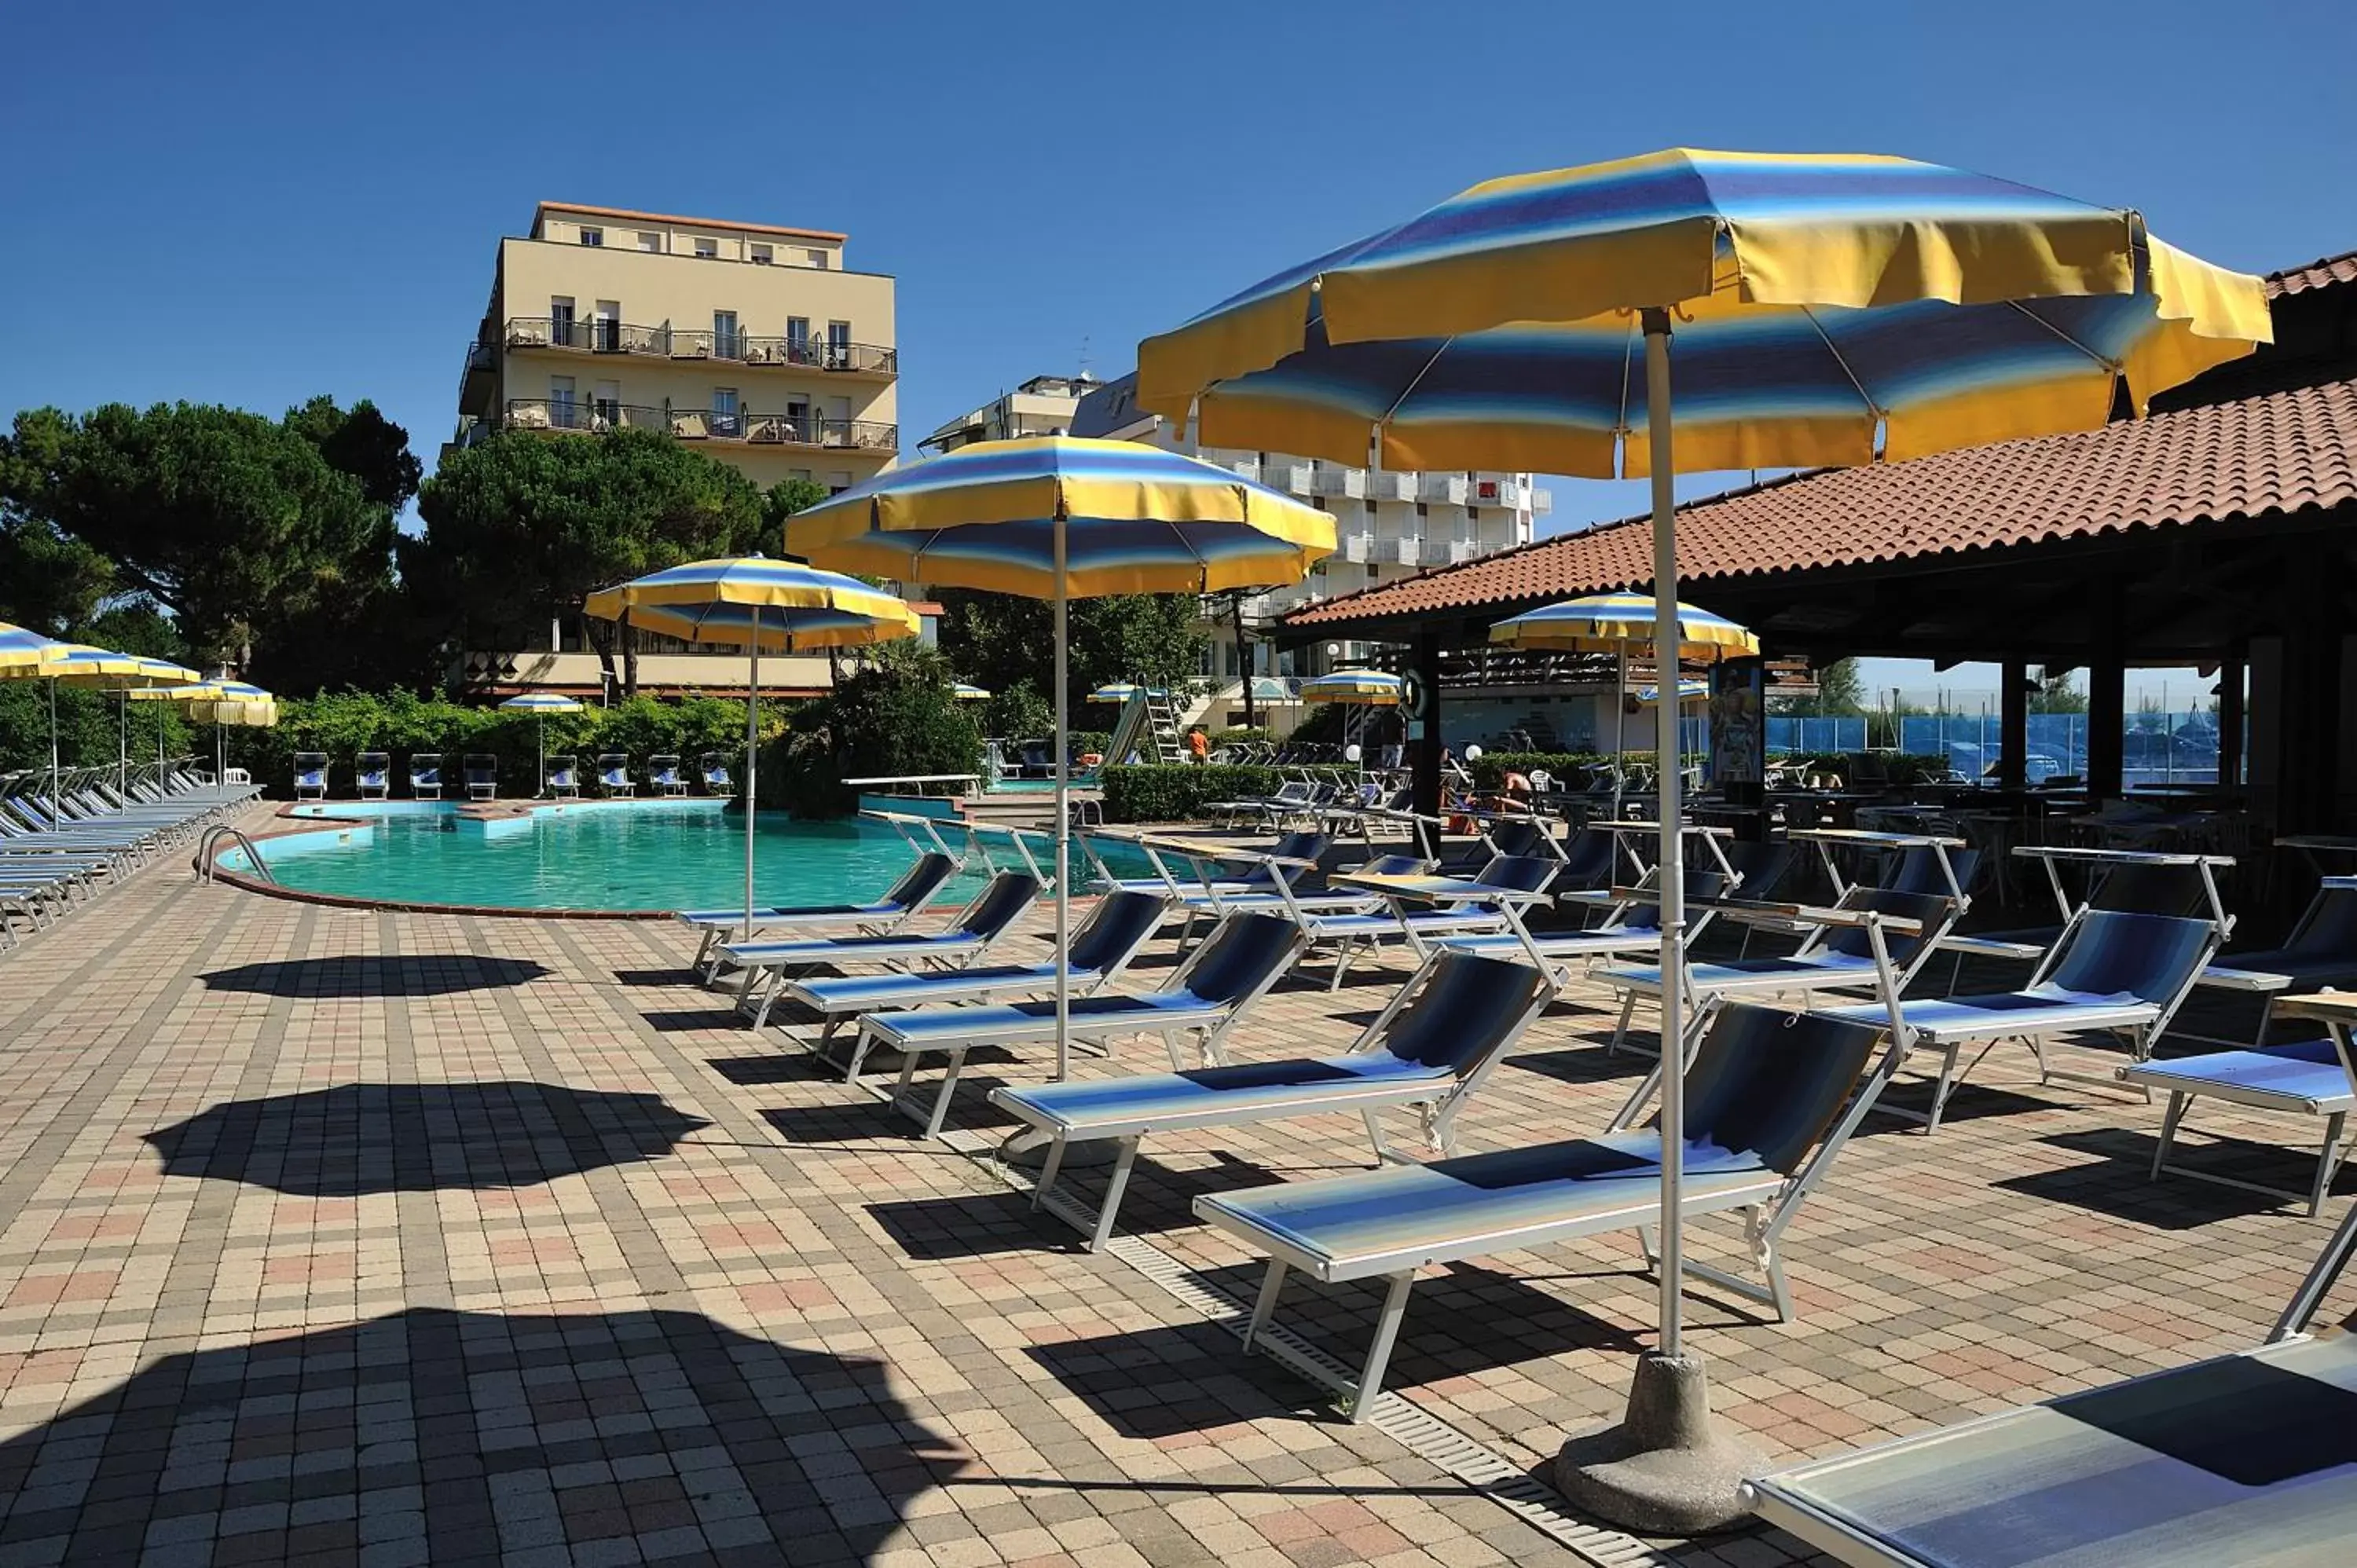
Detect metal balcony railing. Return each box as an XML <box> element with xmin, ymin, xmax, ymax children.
<box><xmin>1366</xmin><ymin>471</ymin><xmax>1417</xmax><ymax>502</ymax></box>
<box><xmin>1310</xmin><ymin>464</ymin><xmax>1366</xmax><ymax>499</ymax></box>
<box><xmin>502</xmin><ymin>401</ymin><xmax>896</xmax><ymax>452</ymax></box>
<box><xmin>1417</xmin><ymin>473</ymin><xmax>1471</xmax><ymax>505</ymax></box>
<box><xmin>501</xmin><ymin>317</ymin><xmax>895</xmax><ymax>375</ymax></box>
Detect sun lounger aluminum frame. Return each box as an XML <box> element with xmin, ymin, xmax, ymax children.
<box><xmin>683</xmin><ymin>809</ymin><xmax>971</xmax><ymax>976</ymax></box>
<box><xmin>1195</xmin><ymin>998</ymin><xmax>1906</xmax><ymax>1421</ymax></box>
<box><xmin>991</xmin><ymin>947</ymin><xmax>1560</xmax><ymax>1251</ymax></box>
<box><xmin>852</xmin><ymin>910</ymin><xmax>1312</xmax><ymax>1138</ymax></box>
<box><xmin>1743</xmin><ymin>995</ymin><xmax>2357</xmax><ymax>1568</ymax></box>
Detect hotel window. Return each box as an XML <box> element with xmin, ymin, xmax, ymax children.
<box><xmin>805</xmin><ymin>248</ymin><xmax>829</xmax><ymax>269</ymax></box>
<box><xmin>592</xmin><ymin>381</ymin><xmax>620</xmax><ymax>426</ymax></box>
<box><xmin>826</xmin><ymin>320</ymin><xmax>852</xmax><ymax>368</ymax></box>
<box><xmin>694</xmin><ymin>237</ymin><xmax>717</xmax><ymax>258</ymax></box>
<box><xmin>636</xmin><ymin>231</ymin><xmax>661</xmax><ymax>252</ymax></box>
<box><xmin>710</xmin><ymin>387</ymin><xmax>739</xmax><ymax>438</ymax></box>
<box><xmin>578</xmin><ymin>227</ymin><xmax>603</xmax><ymax>247</ymax></box>
<box><xmin>548</xmin><ymin>375</ymin><xmax>577</xmax><ymax>424</ymax></box>
<box><xmin>786</xmin><ymin>317</ymin><xmax>812</xmax><ymax>364</ymax></box>
<box><xmin>749</xmin><ymin>243</ymin><xmax>772</xmax><ymax>265</ymax></box>
<box><xmin>827</xmin><ymin>470</ymin><xmax>853</xmax><ymax>495</ymax></box>
<box><xmin>549</xmin><ymin>296</ymin><xmax>577</xmax><ymax>347</ymax></box>
<box><xmin>713</xmin><ymin>310</ymin><xmax>739</xmax><ymax>358</ymax></box>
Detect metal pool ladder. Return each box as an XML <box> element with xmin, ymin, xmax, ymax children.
<box><xmin>196</xmin><ymin>824</ymin><xmax>275</xmax><ymax>885</ymax></box>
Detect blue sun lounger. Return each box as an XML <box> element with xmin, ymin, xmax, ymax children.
<box><xmin>546</xmin><ymin>756</ymin><xmax>581</xmax><ymax>799</ymax></box>
<box><xmin>724</xmin><ymin>870</ymin><xmax>1044</xmax><ymax>1028</ymax></box>
<box><xmin>649</xmin><ymin>755</ymin><xmax>687</xmax><ymax>797</ymax></box>
<box><xmin>2118</xmin><ymin>1038</ymin><xmax>2355</xmax><ymax>1215</ymax></box>
<box><xmin>292</xmin><ymin>753</ymin><xmax>328</xmax><ymax>801</ymax></box>
<box><xmin>683</xmin><ymin>810</ymin><xmax>970</xmax><ymax>976</ymax></box>
<box><xmin>1295</xmin><ymin>855</ymin><xmax>1564</xmax><ymax>987</ymax></box>
<box><xmin>772</xmin><ymin>890</ymin><xmax>1169</xmax><ymax>1075</ymax></box>
<box><xmin>597</xmin><ymin>754</ymin><xmax>633</xmax><ymax>797</ymax></box>
<box><xmin>990</xmin><ymin>949</ymin><xmax>1560</xmax><ymax>1251</ymax></box>
<box><xmin>355</xmin><ymin>753</ymin><xmax>390</xmax><ymax>800</ymax></box>
<box><xmin>853</xmin><ymin>910</ymin><xmax>1312</xmax><ymax>1138</ymax></box>
<box><xmin>1194</xmin><ymin>1002</ymin><xmax>1899</xmax><ymax>1420</ymax></box>
<box><xmin>1822</xmin><ymin>901</ymin><xmax>2229</xmax><ymax>1132</ymax></box>
<box><xmin>1599</xmin><ymin>885</ymin><xmax>1956</xmax><ymax>1068</ymax></box>
<box><xmin>1745</xmin><ymin>994</ymin><xmax>2357</xmax><ymax>1567</ymax></box>
<box><xmin>409</xmin><ymin>753</ymin><xmax>442</xmax><ymax>799</ymax></box>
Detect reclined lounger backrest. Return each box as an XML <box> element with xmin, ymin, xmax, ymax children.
<box><xmin>1472</xmin><ymin>853</ymin><xmax>1560</xmax><ymax>899</ymax></box>
<box><xmin>1882</xmin><ymin>845</ymin><xmax>1980</xmax><ymax>899</ymax></box>
<box><xmin>1239</xmin><ymin>831</ymin><xmax>1332</xmax><ymax>891</ymax></box>
<box><xmin>2045</xmin><ymin>909</ymin><xmax>2219</xmax><ymax>1005</ymax></box>
<box><xmin>1167</xmin><ymin>912</ymin><xmax>1306</xmax><ymax>1004</ymax></box>
<box><xmin>1820</xmin><ymin>888</ymin><xmax>1958</xmax><ymax>965</ymax></box>
<box><xmin>1679</xmin><ymin>1005</ymin><xmax>1889</xmax><ymax>1175</ymax></box>
<box><xmin>1719</xmin><ymin>841</ymin><xmax>1798</xmax><ymax>903</ymax></box>
<box><xmin>1066</xmin><ymin>891</ymin><xmax>1169</xmax><ymax>975</ymax></box>
<box><xmin>879</xmin><ymin>852</ymin><xmax>960</xmax><ymax>911</ymax></box>
<box><xmin>1375</xmin><ymin>951</ymin><xmax>1555</xmax><ymax>1075</ymax></box>
<box><xmin>2286</xmin><ymin>881</ymin><xmax>2357</xmax><ymax>958</ymax></box>
<box><xmin>1556</xmin><ymin>828</ymin><xmax>1615</xmax><ymax>894</ymax></box>
<box><xmin>951</xmin><ymin>871</ymin><xmax>1045</xmax><ymax>941</ymax></box>
<box><xmin>1617</xmin><ymin>866</ymin><xmax>1730</xmax><ymax>932</ymax></box>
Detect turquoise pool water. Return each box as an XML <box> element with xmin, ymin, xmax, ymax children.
<box><xmin>251</xmin><ymin>801</ymin><xmax>1120</xmax><ymax>914</ymax></box>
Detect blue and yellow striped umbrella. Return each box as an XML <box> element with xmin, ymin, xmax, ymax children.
<box><xmin>1137</xmin><ymin>148</ymin><xmax>2271</xmax><ymax>477</ymax></box>
<box><xmin>1489</xmin><ymin>595</ymin><xmax>1758</xmax><ymax>663</ymax></box>
<box><xmin>1135</xmin><ymin>149</ymin><xmax>2271</xmax><ymax>1403</ymax></box>
<box><xmin>583</xmin><ymin>557</ymin><xmax>919</xmax><ymax>652</ymax></box>
<box><xmin>786</xmin><ymin>436</ymin><xmax>1336</xmax><ymax>1084</ymax></box>
<box><xmin>1299</xmin><ymin>669</ymin><xmax>1404</xmax><ymax>705</ymax></box>
<box><xmin>582</xmin><ymin>558</ymin><xmax>917</xmax><ymax>942</ymax></box>
<box><xmin>783</xmin><ymin>436</ymin><xmax>1335</xmax><ymax>597</ymax></box>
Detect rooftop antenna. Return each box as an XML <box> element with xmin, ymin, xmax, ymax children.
<box><xmin>1078</xmin><ymin>334</ymin><xmax>1092</xmax><ymax>382</ymax></box>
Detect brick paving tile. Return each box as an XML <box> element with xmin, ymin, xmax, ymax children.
<box><xmin>1</xmin><ymin>811</ymin><xmax>2352</xmax><ymax>1566</ymax></box>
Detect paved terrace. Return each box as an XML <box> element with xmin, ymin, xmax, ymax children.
<box><xmin>0</xmin><ymin>811</ymin><xmax>2349</xmax><ymax>1567</ymax></box>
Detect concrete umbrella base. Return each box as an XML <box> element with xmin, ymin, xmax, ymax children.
<box><xmin>1554</xmin><ymin>1351</ymin><xmax>1766</xmax><ymax>1535</ymax></box>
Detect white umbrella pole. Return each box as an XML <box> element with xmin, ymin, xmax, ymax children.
<box><xmin>47</xmin><ymin>678</ymin><xmax>60</xmax><ymax>830</ymax></box>
<box><xmin>745</xmin><ymin>610</ymin><xmax>761</xmax><ymax>941</ymax></box>
<box><xmin>1053</xmin><ymin>510</ymin><xmax>1071</xmax><ymax>1081</ymax></box>
<box><xmin>1644</xmin><ymin>310</ymin><xmax>1687</xmax><ymax>1357</ymax></box>
<box><xmin>1613</xmin><ymin>643</ymin><xmax>1627</xmax><ymax>819</ymax></box>
<box><xmin>537</xmin><ymin>716</ymin><xmax>546</xmax><ymax>797</ymax></box>
<box><xmin>119</xmin><ymin>689</ymin><xmax>127</xmax><ymax>793</ymax></box>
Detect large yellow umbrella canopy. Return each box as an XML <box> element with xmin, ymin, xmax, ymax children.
<box><xmin>786</xmin><ymin>435</ymin><xmax>1337</xmax><ymax>1080</ymax></box>
<box><xmin>583</xmin><ymin>556</ymin><xmax>921</xmax><ymax>940</ymax></box>
<box><xmin>1132</xmin><ymin>147</ymin><xmax>2272</xmax><ymax>1522</ymax></box>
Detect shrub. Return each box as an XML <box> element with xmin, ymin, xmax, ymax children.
<box><xmin>1101</xmin><ymin>764</ymin><xmax>1281</xmax><ymax>823</ymax></box>
<box><xmin>1465</xmin><ymin>751</ymin><xmax>1611</xmax><ymax>791</ymax></box>
<box><xmin>767</xmin><ymin>646</ymin><xmax>983</xmax><ymax>819</ymax></box>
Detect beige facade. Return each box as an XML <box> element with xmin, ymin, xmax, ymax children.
<box><xmin>453</xmin><ymin>201</ymin><xmax>900</xmax><ymax>493</ymax></box>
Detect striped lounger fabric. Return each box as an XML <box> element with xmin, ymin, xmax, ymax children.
<box><xmin>1743</xmin><ymin>1332</ymin><xmax>2357</xmax><ymax>1567</ymax></box>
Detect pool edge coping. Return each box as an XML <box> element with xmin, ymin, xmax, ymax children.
<box><xmin>200</xmin><ymin>802</ymin><xmax>692</xmax><ymax>920</ymax></box>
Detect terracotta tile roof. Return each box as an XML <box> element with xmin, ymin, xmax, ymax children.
<box><xmin>1284</xmin><ymin>378</ymin><xmax>2357</xmax><ymax>629</ymax></box>
<box><xmin>2268</xmin><ymin>249</ymin><xmax>2357</xmax><ymax>298</ymax></box>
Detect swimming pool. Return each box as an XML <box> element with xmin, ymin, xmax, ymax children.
<box><xmin>236</xmin><ymin>800</ymin><xmax>1133</xmax><ymax>914</ymax></box>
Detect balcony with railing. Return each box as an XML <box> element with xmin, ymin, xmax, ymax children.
<box><xmin>1417</xmin><ymin>473</ymin><xmax>1471</xmax><ymax>505</ymax></box>
<box><xmin>1389</xmin><ymin>537</ymin><xmax>1422</xmax><ymax>566</ymax></box>
<box><xmin>500</xmin><ymin>318</ymin><xmax>896</xmax><ymax>377</ymax></box>
<box><xmin>1309</xmin><ymin>463</ymin><xmax>1366</xmax><ymax>500</ymax></box>
<box><xmin>503</xmin><ymin>399</ymin><xmax>896</xmax><ymax>452</ymax></box>
<box><xmin>1263</xmin><ymin>460</ymin><xmax>1314</xmax><ymax>495</ymax></box>
<box><xmin>1366</xmin><ymin>471</ymin><xmax>1417</xmax><ymax>502</ymax></box>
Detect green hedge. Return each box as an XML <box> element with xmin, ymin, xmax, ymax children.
<box><xmin>0</xmin><ymin>682</ymin><xmax>200</xmax><ymax>777</ymax></box>
<box><xmin>1466</xmin><ymin>751</ymin><xmax>1611</xmax><ymax>791</ymax></box>
<box><xmin>1102</xmin><ymin>764</ymin><xmax>1278</xmax><ymax>823</ymax></box>
<box><xmin>209</xmin><ymin>691</ymin><xmax>768</xmax><ymax>799</ymax></box>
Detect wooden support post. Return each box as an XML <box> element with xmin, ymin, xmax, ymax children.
<box><xmin>2218</xmin><ymin>656</ymin><xmax>2245</xmax><ymax>789</ymax></box>
<box><xmin>2088</xmin><ymin>581</ymin><xmax>2126</xmax><ymax>801</ymax></box>
<box><xmin>1998</xmin><ymin>659</ymin><xmax>2029</xmax><ymax>792</ymax></box>
<box><xmin>1411</xmin><ymin>632</ymin><xmax>1444</xmax><ymax>819</ymax></box>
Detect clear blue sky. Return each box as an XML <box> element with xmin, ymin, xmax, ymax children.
<box><xmin>5</xmin><ymin>0</ymin><xmax>2349</xmax><ymax>700</ymax></box>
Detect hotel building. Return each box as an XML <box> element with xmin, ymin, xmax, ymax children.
<box><xmin>450</xmin><ymin>202</ymin><xmax>899</xmax><ymax>495</ymax></box>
